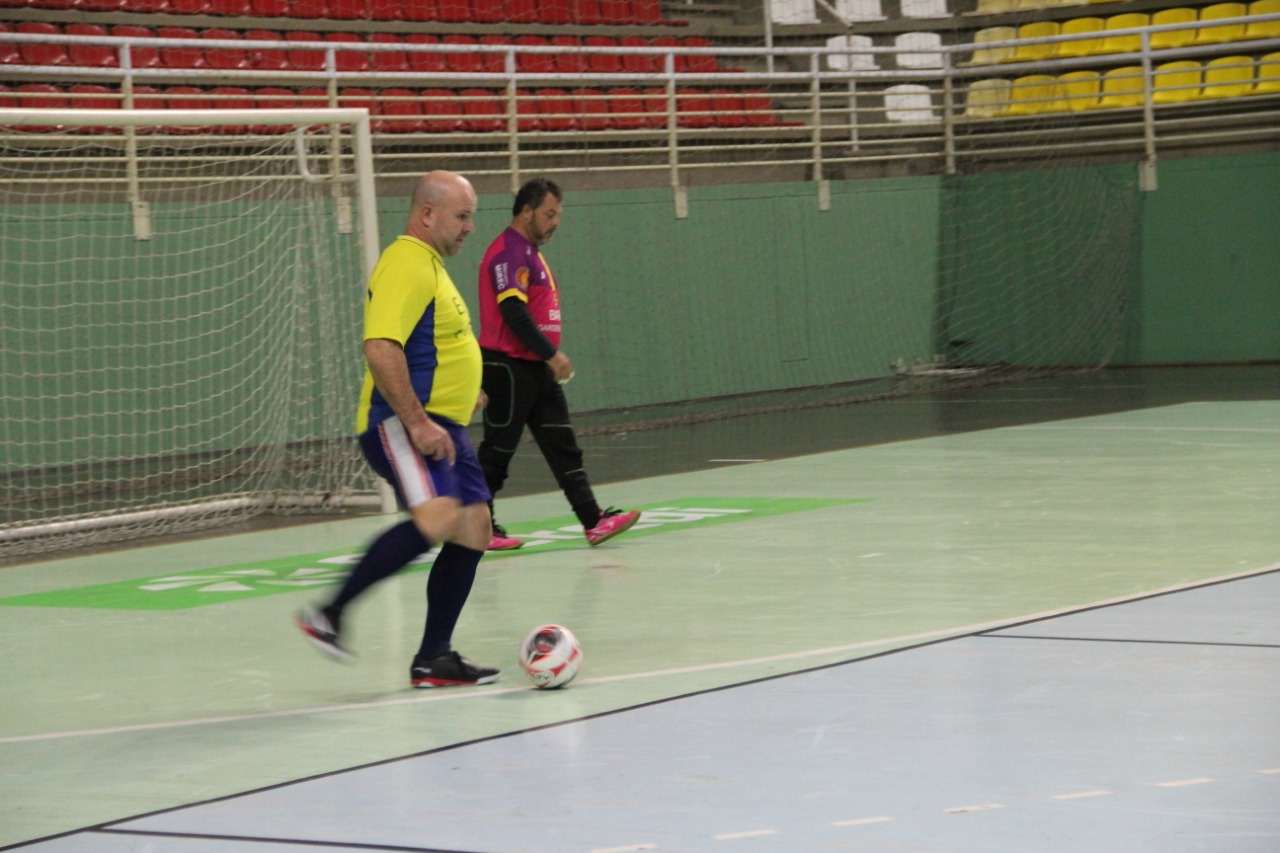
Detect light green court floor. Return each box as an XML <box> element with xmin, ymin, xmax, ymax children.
<box><xmin>1</xmin><ymin>397</ymin><xmax>1277</xmax><ymax>850</ymax></box>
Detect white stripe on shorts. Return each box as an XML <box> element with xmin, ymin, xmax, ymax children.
<box><xmin>378</xmin><ymin>416</ymin><xmax>436</xmax><ymax>509</ymax></box>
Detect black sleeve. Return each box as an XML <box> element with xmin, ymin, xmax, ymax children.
<box><xmin>498</xmin><ymin>297</ymin><xmax>558</xmax><ymax>362</ymax></box>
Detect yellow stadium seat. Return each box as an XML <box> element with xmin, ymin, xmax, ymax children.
<box><xmin>1097</xmin><ymin>65</ymin><xmax>1144</xmax><ymax>107</ymax></box>
<box><xmin>968</xmin><ymin>0</ymin><xmax>1018</xmax><ymax>14</ymax></box>
<box><xmin>1194</xmin><ymin>3</ymin><xmax>1248</xmax><ymax>43</ymax></box>
<box><xmin>1254</xmin><ymin>52</ymin><xmax>1280</xmax><ymax>93</ymax></box>
<box><xmin>1201</xmin><ymin>55</ymin><xmax>1255</xmax><ymax>97</ymax></box>
<box><xmin>1244</xmin><ymin>0</ymin><xmax>1280</xmax><ymax>38</ymax></box>
<box><xmin>1005</xmin><ymin>74</ymin><xmax>1064</xmax><ymax>113</ymax></box>
<box><xmin>965</xmin><ymin>27</ymin><xmax>1017</xmax><ymax>65</ymax></box>
<box><xmin>1058</xmin><ymin>70</ymin><xmax>1102</xmax><ymax>109</ymax></box>
<box><xmin>963</xmin><ymin>78</ymin><xmax>1012</xmax><ymax>117</ymax></box>
<box><xmin>1087</xmin><ymin>0</ymin><xmax>1124</xmax><ymax>6</ymax></box>
<box><xmin>1150</xmin><ymin>8</ymin><xmax>1198</xmax><ymax>49</ymax></box>
<box><xmin>1012</xmin><ymin>21</ymin><xmax>1062</xmax><ymax>61</ymax></box>
<box><xmin>1153</xmin><ymin>60</ymin><xmax>1202</xmax><ymax>102</ymax></box>
<box><xmin>1101</xmin><ymin>13</ymin><xmax>1151</xmax><ymax>53</ymax></box>
<box><xmin>1058</xmin><ymin>17</ymin><xmax>1106</xmax><ymax>56</ymax></box>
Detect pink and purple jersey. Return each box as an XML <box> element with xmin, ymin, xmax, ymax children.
<box><xmin>477</xmin><ymin>227</ymin><xmax>561</xmax><ymax>361</ymax></box>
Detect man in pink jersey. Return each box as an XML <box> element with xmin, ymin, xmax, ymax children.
<box><xmin>476</xmin><ymin>178</ymin><xmax>640</xmax><ymax>550</ymax></box>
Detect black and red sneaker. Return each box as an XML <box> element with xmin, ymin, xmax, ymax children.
<box><xmin>410</xmin><ymin>650</ymin><xmax>500</xmax><ymax>688</ymax></box>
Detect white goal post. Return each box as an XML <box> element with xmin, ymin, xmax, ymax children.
<box><xmin>0</xmin><ymin>108</ymin><xmax>387</xmax><ymax>558</ymax></box>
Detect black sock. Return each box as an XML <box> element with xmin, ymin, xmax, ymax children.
<box><xmin>572</xmin><ymin>501</ymin><xmax>601</xmax><ymax>530</ymax></box>
<box><xmin>417</xmin><ymin>542</ymin><xmax>483</xmax><ymax>661</ymax></box>
<box><xmin>329</xmin><ymin>520</ymin><xmax>431</xmax><ymax>615</ymax></box>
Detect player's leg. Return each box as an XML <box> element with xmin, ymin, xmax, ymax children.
<box><xmin>295</xmin><ymin>416</ymin><xmax>442</xmax><ymax>661</ymax></box>
<box><xmin>478</xmin><ymin>352</ymin><xmax>540</xmax><ymax>549</ymax></box>
<box><xmin>527</xmin><ymin>384</ymin><xmax>641</xmax><ymax>546</ymax></box>
<box><xmin>411</xmin><ymin>426</ymin><xmax>499</xmax><ymax>688</ymax></box>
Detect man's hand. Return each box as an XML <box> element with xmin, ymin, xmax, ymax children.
<box><xmin>407</xmin><ymin>417</ymin><xmax>456</xmax><ymax>466</ymax></box>
<box><xmin>547</xmin><ymin>350</ymin><xmax>574</xmax><ymax>383</ymax></box>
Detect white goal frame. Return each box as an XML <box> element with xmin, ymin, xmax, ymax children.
<box><xmin>0</xmin><ymin>108</ymin><xmax>389</xmax><ymax>550</ymax></box>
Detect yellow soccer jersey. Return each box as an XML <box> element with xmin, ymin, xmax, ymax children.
<box><xmin>355</xmin><ymin>236</ymin><xmax>482</xmax><ymax>432</ymax></box>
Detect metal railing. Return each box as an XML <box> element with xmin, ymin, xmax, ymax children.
<box><xmin>2</xmin><ymin>16</ymin><xmax>1278</xmax><ymax>208</ymax></box>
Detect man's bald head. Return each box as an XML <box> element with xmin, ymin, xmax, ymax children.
<box><xmin>405</xmin><ymin>171</ymin><xmax>477</xmax><ymax>258</ymax></box>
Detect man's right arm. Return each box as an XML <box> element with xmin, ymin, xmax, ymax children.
<box><xmin>364</xmin><ymin>338</ymin><xmax>455</xmax><ymax>464</ymax></box>
<box><xmin>498</xmin><ymin>298</ymin><xmax>573</xmax><ymax>381</ymax></box>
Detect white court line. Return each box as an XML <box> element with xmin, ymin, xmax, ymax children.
<box><xmin>832</xmin><ymin>816</ymin><xmax>893</xmax><ymax>827</ymax></box>
<box><xmin>1052</xmin><ymin>790</ymin><xmax>1112</xmax><ymax>800</ymax></box>
<box><xmin>1157</xmin><ymin>778</ymin><xmax>1215</xmax><ymax>788</ymax></box>
<box><xmin>944</xmin><ymin>803</ymin><xmax>1004</xmax><ymax>814</ymax></box>
<box><xmin>1259</xmin><ymin>768</ymin><xmax>1280</xmax><ymax>775</ymax></box>
<box><xmin>591</xmin><ymin>845</ymin><xmax>657</xmax><ymax>853</ymax></box>
<box><xmin>4</xmin><ymin>561</ymin><xmax>1277</xmax><ymax>745</ymax></box>
<box><xmin>1015</xmin><ymin>424</ymin><xmax>1280</xmax><ymax>434</ymax></box>
<box><xmin>714</xmin><ymin>829</ymin><xmax>777</xmax><ymax>840</ymax></box>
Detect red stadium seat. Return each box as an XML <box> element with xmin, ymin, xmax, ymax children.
<box><xmin>584</xmin><ymin>36</ymin><xmax>623</xmax><ymax>73</ymax></box>
<box><xmin>516</xmin><ymin>89</ymin><xmax>541</xmax><ymax>132</ymax></box>
<box><xmin>298</xmin><ymin>86</ymin><xmax>333</xmax><ymax>109</ymax></box>
<box><xmin>328</xmin><ymin>0</ymin><xmax>368</xmax><ymax>18</ymax></box>
<box><xmin>0</xmin><ymin>85</ymin><xmax>15</xmax><ymax>111</ymax></box>
<box><xmin>709</xmin><ymin>88</ymin><xmax>747</xmax><ymax>127</ymax></box>
<box><xmin>79</xmin><ymin>0</ymin><xmax>124</xmax><ymax>11</ymax></box>
<box><xmin>290</xmin><ymin>0</ymin><xmax>328</xmax><ymax>17</ymax></box>
<box><xmin>443</xmin><ymin>35</ymin><xmax>483</xmax><ymax>74</ymax></box>
<box><xmin>574</xmin><ymin>0</ymin><xmax>601</xmax><ymax>24</ymax></box>
<box><xmin>536</xmin><ymin>87</ymin><xmax>577</xmax><ymax>130</ymax></box>
<box><xmin>0</xmin><ymin>26</ymin><xmax>21</xmax><ymax>65</ymax></box>
<box><xmin>156</xmin><ymin>27</ymin><xmax>205</xmax><ymax>69</ymax></box>
<box><xmin>681</xmin><ymin>37</ymin><xmax>721</xmax><ymax>73</ymax></box>
<box><xmin>515</xmin><ymin>35</ymin><xmax>555</xmax><ymax>75</ymax></box>
<box><xmin>677</xmin><ymin>87</ymin><xmax>713</xmax><ymax>128</ymax></box>
<box><xmin>370</xmin><ymin>0</ymin><xmax>403</xmax><ymax>18</ymax></box>
<box><xmin>405</xmin><ymin>34</ymin><xmax>446</xmax><ymax>73</ymax></box>
<box><xmin>202</xmin><ymin>28</ymin><xmax>251</xmax><ymax>70</ymax></box>
<box><xmin>620</xmin><ymin>36</ymin><xmax>660</xmax><ymax>74</ymax></box>
<box><xmin>67</xmin><ymin>24</ymin><xmax>119</xmax><ymax>69</ymax></box>
<box><xmin>743</xmin><ymin>90</ymin><xmax>782</xmax><ymax>126</ymax></box>
<box><xmin>598</xmin><ymin>0</ymin><xmax>634</xmax><ymax>24</ymax></box>
<box><xmin>167</xmin><ymin>0</ymin><xmax>211</xmax><ymax>13</ymax></box>
<box><xmin>165</xmin><ymin>85</ymin><xmax>206</xmax><ymax>133</ymax></box>
<box><xmin>573</xmin><ymin>87</ymin><xmax>611</xmax><ymax>130</ymax></box>
<box><xmin>399</xmin><ymin>0</ymin><xmax>437</xmax><ymax>21</ymax></box>
<box><xmin>539</xmin><ymin>0</ymin><xmax>571</xmax><ymax>22</ymax></box>
<box><xmin>479</xmin><ymin>34</ymin><xmax>511</xmax><ymax>73</ymax></box>
<box><xmin>339</xmin><ymin>87</ymin><xmax>377</xmax><ymax>124</ymax></box>
<box><xmin>370</xmin><ymin>33</ymin><xmax>409</xmax><ymax>72</ymax></box>
<box><xmin>68</xmin><ymin>83</ymin><xmax>120</xmax><ymax>131</ymax></box>
<box><xmin>434</xmin><ymin>0</ymin><xmax>472</xmax><ymax>22</ymax></box>
<box><xmin>208</xmin><ymin>0</ymin><xmax>249</xmax><ymax>13</ymax></box>
<box><xmin>130</xmin><ymin>84</ymin><xmax>167</xmax><ymax>110</ymax></box>
<box><xmin>17</xmin><ymin>23</ymin><xmax>70</xmax><ymax>67</ymax></box>
<box><xmin>471</xmin><ymin>0</ymin><xmax>504</xmax><ymax>23</ymax></box>
<box><xmin>286</xmin><ymin>32</ymin><xmax>326</xmax><ymax>72</ymax></box>
<box><xmin>607</xmin><ymin>86</ymin><xmax>645</xmax><ymax>129</ymax></box>
<box><xmin>125</xmin><ymin>0</ymin><xmax>171</xmax><ymax>11</ymax></box>
<box><xmin>421</xmin><ymin>87</ymin><xmax>463</xmax><ymax>132</ymax></box>
<box><xmin>378</xmin><ymin>88</ymin><xmax>425</xmax><ymax>133</ymax></box>
<box><xmin>641</xmin><ymin>86</ymin><xmax>670</xmax><ymax>127</ymax></box>
<box><xmin>208</xmin><ymin>85</ymin><xmax>254</xmax><ymax>133</ymax></box>
<box><xmin>13</xmin><ymin>84</ymin><xmax>68</xmax><ymax>132</ymax></box>
<box><xmin>245</xmin><ymin>30</ymin><xmax>289</xmax><ymax>71</ymax></box>
<box><xmin>326</xmin><ymin>32</ymin><xmax>370</xmax><ymax>73</ymax></box>
<box><xmin>26</xmin><ymin>0</ymin><xmax>73</xmax><ymax>8</ymax></box>
<box><xmin>507</xmin><ymin>0</ymin><xmax>538</xmax><ymax>23</ymax></box>
<box><xmin>253</xmin><ymin>86</ymin><xmax>297</xmax><ymax>133</ymax></box>
<box><xmin>459</xmin><ymin>88</ymin><xmax>505</xmax><ymax>132</ymax></box>
<box><xmin>633</xmin><ymin>0</ymin><xmax>662</xmax><ymax>24</ymax></box>
<box><xmin>547</xmin><ymin>35</ymin><xmax>584</xmax><ymax>73</ymax></box>
<box><xmin>112</xmin><ymin>26</ymin><xmax>161</xmax><ymax>69</ymax></box>
<box><xmin>247</xmin><ymin>0</ymin><xmax>288</xmax><ymax>14</ymax></box>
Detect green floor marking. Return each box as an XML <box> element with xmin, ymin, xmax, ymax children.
<box><xmin>0</xmin><ymin>497</ymin><xmax>864</xmax><ymax>611</ymax></box>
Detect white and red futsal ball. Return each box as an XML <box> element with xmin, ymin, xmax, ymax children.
<box><xmin>519</xmin><ymin>624</ymin><xmax>582</xmax><ymax>689</ymax></box>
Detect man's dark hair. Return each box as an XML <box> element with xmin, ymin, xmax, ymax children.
<box><xmin>513</xmin><ymin>178</ymin><xmax>562</xmax><ymax>217</ymax></box>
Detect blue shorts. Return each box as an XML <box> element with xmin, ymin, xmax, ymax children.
<box><xmin>359</xmin><ymin>414</ymin><xmax>491</xmax><ymax>509</ymax></box>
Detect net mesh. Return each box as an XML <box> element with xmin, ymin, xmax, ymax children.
<box><xmin>0</xmin><ymin>119</ymin><xmax>374</xmax><ymax>558</ymax></box>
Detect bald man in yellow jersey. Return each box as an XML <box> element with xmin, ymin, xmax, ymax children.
<box><xmin>294</xmin><ymin>171</ymin><xmax>499</xmax><ymax>688</ymax></box>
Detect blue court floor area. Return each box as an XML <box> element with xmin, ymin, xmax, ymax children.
<box><xmin>1</xmin><ymin>378</ymin><xmax>1277</xmax><ymax>853</ymax></box>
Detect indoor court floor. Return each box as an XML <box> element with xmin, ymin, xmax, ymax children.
<box><xmin>1</xmin><ymin>366</ymin><xmax>1277</xmax><ymax>852</ymax></box>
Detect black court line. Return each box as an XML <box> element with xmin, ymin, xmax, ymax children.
<box><xmin>5</xmin><ymin>563</ymin><xmax>1278</xmax><ymax>852</ymax></box>
<box><xmin>980</xmin><ymin>634</ymin><xmax>1280</xmax><ymax>650</ymax></box>
<box><xmin>95</xmin><ymin>827</ymin><xmax>482</xmax><ymax>853</ymax></box>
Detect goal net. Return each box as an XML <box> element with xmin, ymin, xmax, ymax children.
<box><xmin>0</xmin><ymin>108</ymin><xmax>382</xmax><ymax>559</ymax></box>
